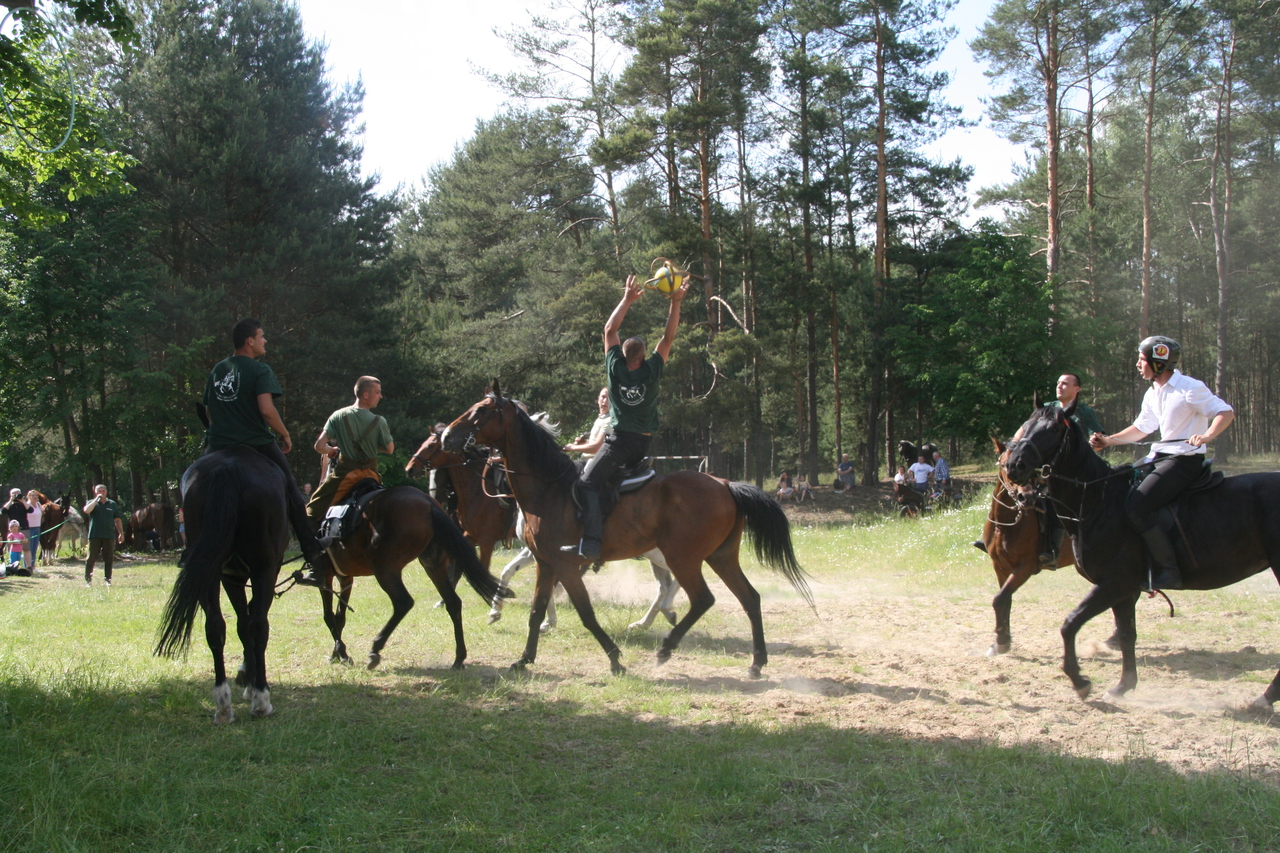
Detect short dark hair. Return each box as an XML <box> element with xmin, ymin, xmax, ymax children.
<box><xmin>1061</xmin><ymin>372</ymin><xmax>1082</xmax><ymax>388</ymax></box>
<box><xmin>622</xmin><ymin>337</ymin><xmax>646</xmax><ymax>361</ymax></box>
<box><xmin>232</xmin><ymin>318</ymin><xmax>262</xmax><ymax>349</ymax></box>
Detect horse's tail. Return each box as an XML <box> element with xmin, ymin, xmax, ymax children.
<box><xmin>425</xmin><ymin>502</ymin><xmax>506</xmax><ymax>604</ymax></box>
<box><xmin>727</xmin><ymin>481</ymin><xmax>814</xmax><ymax>609</ymax></box>
<box><xmin>155</xmin><ymin>464</ymin><xmax>240</xmax><ymax>657</ymax></box>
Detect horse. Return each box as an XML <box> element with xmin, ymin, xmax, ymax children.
<box><xmin>57</xmin><ymin>504</ymin><xmax>85</xmax><ymax>557</ymax></box>
<box><xmin>310</xmin><ymin>482</ymin><xmax>508</xmax><ymax>670</ymax></box>
<box><xmin>131</xmin><ymin>502</ymin><xmax>177</xmax><ymax>550</ymax></box>
<box><xmin>404</xmin><ymin>431</ymin><xmax>682</xmax><ymax>632</ymax></box>
<box><xmin>980</xmin><ymin>438</ymin><xmax>1078</xmax><ymax>656</ymax></box>
<box><xmin>1003</xmin><ymin>400</ymin><xmax>1280</xmax><ymax>710</ymax></box>
<box><xmin>155</xmin><ymin>447</ymin><xmax>289</xmax><ymax>723</ymax></box>
<box><xmin>442</xmin><ymin>380</ymin><xmax>813</xmax><ymax>677</ymax></box>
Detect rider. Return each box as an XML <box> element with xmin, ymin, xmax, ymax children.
<box><xmin>1090</xmin><ymin>336</ymin><xmax>1234</xmax><ymax>590</ymax></box>
<box><xmin>1039</xmin><ymin>373</ymin><xmax>1106</xmax><ymax>566</ymax></box>
<box><xmin>564</xmin><ymin>273</ymin><xmax>690</xmax><ymax>560</ymax></box>
<box><xmin>298</xmin><ymin>376</ymin><xmax>395</xmax><ymax>585</ymax></box>
<box><xmin>204</xmin><ymin>319</ymin><xmax>331</xmax><ymax>580</ymax></box>
<box><xmin>564</xmin><ymin>388</ymin><xmax>611</xmax><ymax>457</ymax></box>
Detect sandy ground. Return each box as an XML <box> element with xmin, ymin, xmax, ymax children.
<box><xmin>566</xmin><ymin>524</ymin><xmax>1280</xmax><ymax>788</ymax></box>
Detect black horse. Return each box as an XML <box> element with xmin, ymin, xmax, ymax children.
<box><xmin>156</xmin><ymin>447</ymin><xmax>289</xmax><ymax>723</ymax></box>
<box><xmin>1003</xmin><ymin>400</ymin><xmax>1280</xmax><ymax>710</ymax></box>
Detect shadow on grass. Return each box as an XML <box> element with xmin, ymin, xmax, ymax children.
<box><xmin>2</xmin><ymin>672</ymin><xmax>1279</xmax><ymax>852</ymax></box>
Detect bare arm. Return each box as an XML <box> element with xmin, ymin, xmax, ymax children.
<box><xmin>115</xmin><ymin>517</ymin><xmax>124</xmax><ymax>544</ymax></box>
<box><xmin>1190</xmin><ymin>410</ymin><xmax>1234</xmax><ymax>447</ymax></box>
<box><xmin>564</xmin><ymin>435</ymin><xmax>605</xmax><ymax>455</ymax></box>
<box><xmin>603</xmin><ymin>274</ymin><xmax>643</xmax><ymax>352</ymax></box>
<box><xmin>1090</xmin><ymin>424</ymin><xmax>1150</xmax><ymax>451</ymax></box>
<box><xmin>314</xmin><ymin>429</ymin><xmax>338</xmax><ymax>459</ymax></box>
<box><xmin>654</xmin><ymin>278</ymin><xmax>691</xmax><ymax>364</ymax></box>
<box><xmin>257</xmin><ymin>393</ymin><xmax>292</xmax><ymax>453</ymax></box>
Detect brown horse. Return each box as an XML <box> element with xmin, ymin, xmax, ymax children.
<box><xmin>405</xmin><ymin>431</ymin><xmax>682</xmax><ymax>631</ymax></box>
<box><xmin>130</xmin><ymin>502</ymin><xmax>177</xmax><ymax>550</ymax></box>
<box><xmin>312</xmin><ymin>485</ymin><xmax>508</xmax><ymax>670</ymax></box>
<box><xmin>979</xmin><ymin>439</ymin><xmax>1076</xmax><ymax>656</ymax></box>
<box><xmin>442</xmin><ymin>381</ymin><xmax>812</xmax><ymax>677</ymax></box>
<box><xmin>36</xmin><ymin>494</ymin><xmax>65</xmax><ymax>565</ymax></box>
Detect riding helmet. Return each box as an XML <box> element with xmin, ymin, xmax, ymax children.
<box><xmin>1138</xmin><ymin>335</ymin><xmax>1180</xmax><ymax>374</ymax></box>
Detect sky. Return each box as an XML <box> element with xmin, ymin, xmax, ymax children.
<box><xmin>293</xmin><ymin>0</ymin><xmax>1025</xmax><ymax>210</ymax></box>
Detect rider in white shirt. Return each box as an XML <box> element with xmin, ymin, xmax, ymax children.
<box><xmin>1091</xmin><ymin>336</ymin><xmax>1234</xmax><ymax>590</ymax></box>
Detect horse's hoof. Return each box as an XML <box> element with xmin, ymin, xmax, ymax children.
<box><xmin>1248</xmin><ymin>696</ymin><xmax>1274</xmax><ymax>714</ymax></box>
<box><xmin>487</xmin><ymin>610</ymin><xmax>502</xmax><ymax>625</ymax></box>
<box><xmin>366</xmin><ymin>653</ymin><xmax>381</xmax><ymax>671</ymax></box>
<box><xmin>1104</xmin><ymin>685</ymin><xmax>1129</xmax><ymax>701</ymax></box>
<box><xmin>212</xmin><ymin>708</ymin><xmax>234</xmax><ymax>725</ymax></box>
<box><xmin>662</xmin><ymin>610</ymin><xmax>678</xmax><ymax>627</ymax></box>
<box><xmin>655</xmin><ymin>648</ymin><xmax>672</xmax><ymax>665</ymax></box>
<box><xmin>1075</xmin><ymin>681</ymin><xmax>1093</xmax><ymax>700</ymax></box>
<box><xmin>539</xmin><ymin>621</ymin><xmax>553</xmax><ymax>634</ymax></box>
<box><xmin>451</xmin><ymin>661</ymin><xmax>465</xmax><ymax>671</ymax></box>
<box><xmin>987</xmin><ymin>643</ymin><xmax>1011</xmax><ymax>657</ymax></box>
<box><xmin>509</xmin><ymin>661</ymin><xmax>528</xmax><ymax>672</ymax></box>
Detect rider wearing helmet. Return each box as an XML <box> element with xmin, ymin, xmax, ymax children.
<box><xmin>1090</xmin><ymin>336</ymin><xmax>1234</xmax><ymax>590</ymax></box>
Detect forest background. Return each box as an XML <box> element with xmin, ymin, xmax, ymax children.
<box><xmin>0</xmin><ymin>0</ymin><xmax>1276</xmax><ymax>507</ymax></box>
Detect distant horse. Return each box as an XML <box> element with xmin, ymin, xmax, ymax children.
<box><xmin>404</xmin><ymin>431</ymin><xmax>682</xmax><ymax>632</ymax></box>
<box><xmin>55</xmin><ymin>502</ymin><xmax>85</xmax><ymax>557</ymax></box>
<box><xmin>312</xmin><ymin>483</ymin><xmax>508</xmax><ymax>670</ymax></box>
<box><xmin>156</xmin><ymin>447</ymin><xmax>288</xmax><ymax>723</ymax></box>
<box><xmin>33</xmin><ymin>493</ymin><xmax>61</xmax><ymax>565</ymax></box>
<box><xmin>1003</xmin><ymin>400</ymin><xmax>1280</xmax><ymax>709</ymax></box>
<box><xmin>131</xmin><ymin>502</ymin><xmax>177</xmax><ymax>550</ymax></box>
<box><xmin>442</xmin><ymin>380</ymin><xmax>813</xmax><ymax>677</ymax></box>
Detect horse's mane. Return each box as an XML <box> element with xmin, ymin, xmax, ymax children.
<box><xmin>529</xmin><ymin>412</ymin><xmax>561</xmax><ymax>438</ymax></box>
<box><xmin>508</xmin><ymin>399</ymin><xmax>577</xmax><ymax>484</ymax></box>
<box><xmin>1025</xmin><ymin>405</ymin><xmax>1112</xmax><ymax>481</ymax></box>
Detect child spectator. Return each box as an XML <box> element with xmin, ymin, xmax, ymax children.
<box><xmin>6</xmin><ymin>520</ymin><xmax>27</xmax><ymax>577</ymax></box>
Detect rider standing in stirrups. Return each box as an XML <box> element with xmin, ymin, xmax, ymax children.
<box><xmin>1090</xmin><ymin>336</ymin><xmax>1234</xmax><ymax>590</ymax></box>
<box><xmin>564</xmin><ymin>273</ymin><xmax>690</xmax><ymax>560</ymax></box>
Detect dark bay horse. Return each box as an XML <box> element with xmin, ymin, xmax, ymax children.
<box><xmin>1003</xmin><ymin>400</ymin><xmax>1280</xmax><ymax>709</ymax></box>
<box><xmin>405</xmin><ymin>432</ymin><xmax>682</xmax><ymax>631</ymax></box>
<box><xmin>156</xmin><ymin>448</ymin><xmax>288</xmax><ymax>723</ymax></box>
<box><xmin>442</xmin><ymin>381</ymin><xmax>813</xmax><ymax>678</ymax></box>
<box><xmin>313</xmin><ymin>485</ymin><xmax>507</xmax><ymax>670</ymax></box>
<box><xmin>34</xmin><ymin>493</ymin><xmax>66</xmax><ymax>565</ymax></box>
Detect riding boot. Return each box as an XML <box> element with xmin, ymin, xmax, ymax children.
<box><xmin>1141</xmin><ymin>526</ymin><xmax>1183</xmax><ymax>590</ymax></box>
<box><xmin>564</xmin><ymin>487</ymin><xmax>603</xmax><ymax>560</ymax></box>
<box><xmin>1039</xmin><ymin>528</ymin><xmax>1065</xmax><ymax>569</ymax></box>
<box><xmin>287</xmin><ymin>489</ymin><xmax>331</xmax><ymax>587</ymax></box>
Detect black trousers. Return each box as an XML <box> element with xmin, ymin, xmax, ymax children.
<box><xmin>86</xmin><ymin>537</ymin><xmax>115</xmax><ymax>581</ymax></box>
<box><xmin>1124</xmin><ymin>453</ymin><xmax>1205</xmax><ymax>533</ymax></box>
<box><xmin>578</xmin><ymin>430</ymin><xmax>652</xmax><ymax>543</ymax></box>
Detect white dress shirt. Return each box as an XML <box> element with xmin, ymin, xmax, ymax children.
<box><xmin>1132</xmin><ymin>370</ymin><xmax>1233</xmax><ymax>456</ymax></box>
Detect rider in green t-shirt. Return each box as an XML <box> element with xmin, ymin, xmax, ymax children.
<box><xmin>565</xmin><ymin>273</ymin><xmax>690</xmax><ymax>560</ymax></box>
<box><xmin>202</xmin><ymin>318</ymin><xmax>331</xmax><ymax>580</ymax></box>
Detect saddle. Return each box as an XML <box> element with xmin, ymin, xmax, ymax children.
<box><xmin>320</xmin><ymin>477</ymin><xmax>384</xmax><ymax>543</ymax></box>
<box><xmin>571</xmin><ymin>457</ymin><xmax>657</xmax><ymax>518</ymax></box>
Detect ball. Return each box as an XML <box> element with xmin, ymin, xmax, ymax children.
<box><xmin>652</xmin><ymin>266</ymin><xmax>684</xmax><ymax>294</ymax></box>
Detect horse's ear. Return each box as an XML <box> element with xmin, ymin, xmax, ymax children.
<box><xmin>1062</xmin><ymin>397</ymin><xmax>1078</xmax><ymax>419</ymax></box>
<box><xmin>1033</xmin><ymin>390</ymin><xmax>1042</xmax><ymax>408</ymax></box>
<box><xmin>992</xmin><ymin>436</ymin><xmax>1006</xmax><ymax>454</ymax></box>
<box><xmin>490</xmin><ymin>378</ymin><xmax>502</xmax><ymax>400</ymax></box>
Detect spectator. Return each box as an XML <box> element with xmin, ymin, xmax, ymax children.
<box><xmin>836</xmin><ymin>454</ymin><xmax>856</xmax><ymax>492</ymax></box>
<box><xmin>24</xmin><ymin>490</ymin><xmax>43</xmax><ymax>569</ymax></box>
<box><xmin>907</xmin><ymin>455</ymin><xmax>934</xmax><ymax>494</ymax></box>
<box><xmin>776</xmin><ymin>470</ymin><xmax>794</xmax><ymax>501</ymax></box>
<box><xmin>83</xmin><ymin>484</ymin><xmax>125</xmax><ymax>587</ymax></box>
<box><xmin>931</xmin><ymin>451</ymin><xmax>951</xmax><ymax>499</ymax></box>
<box><xmin>5</xmin><ymin>519</ymin><xmax>27</xmax><ymax>577</ymax></box>
<box><xmin>893</xmin><ymin>465</ymin><xmax>907</xmax><ymax>485</ymax></box>
<box><xmin>795</xmin><ymin>475</ymin><xmax>814</xmax><ymax>502</ymax></box>
<box><xmin>3</xmin><ymin>489</ymin><xmax>31</xmax><ymax>571</ymax></box>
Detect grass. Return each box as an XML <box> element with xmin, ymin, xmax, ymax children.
<box><xmin>3</xmin><ymin>507</ymin><xmax>1280</xmax><ymax>852</ymax></box>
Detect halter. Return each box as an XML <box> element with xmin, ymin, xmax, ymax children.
<box><xmin>447</xmin><ymin>393</ymin><xmax>505</xmax><ymax>454</ymax></box>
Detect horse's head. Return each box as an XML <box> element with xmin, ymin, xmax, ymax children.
<box><xmin>405</xmin><ymin>434</ymin><xmax>442</xmax><ymax>479</ymax></box>
<box><xmin>442</xmin><ymin>380</ymin><xmax>514</xmax><ymax>454</ymax></box>
<box><xmin>1002</xmin><ymin>400</ymin><xmax>1078</xmax><ymax>486</ymax></box>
